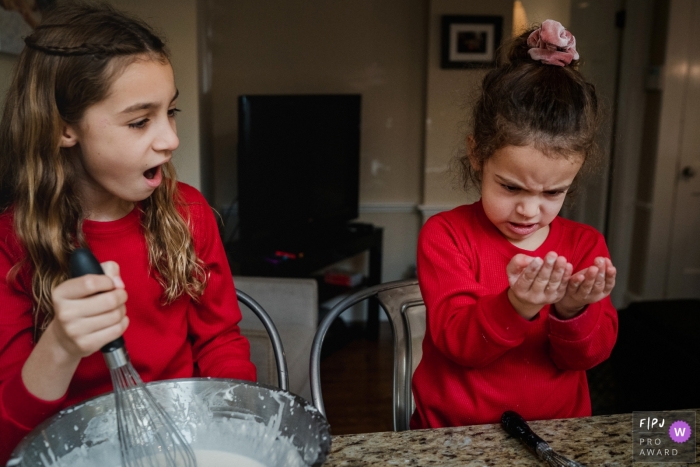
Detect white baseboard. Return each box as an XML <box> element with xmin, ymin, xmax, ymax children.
<box><xmin>417</xmin><ymin>204</ymin><xmax>457</xmax><ymax>223</ymax></box>
<box><xmin>359</xmin><ymin>202</ymin><xmax>417</xmax><ymax>214</ymax></box>
<box><xmin>223</xmin><ymin>202</ymin><xmax>419</xmax><ymax>216</ymax></box>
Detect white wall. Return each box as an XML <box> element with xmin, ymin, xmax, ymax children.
<box><xmin>204</xmin><ymin>0</ymin><xmax>428</xmax><ymax>282</ymax></box>
<box><xmin>2</xmin><ymin>1</ymin><xmax>667</xmax><ymax>308</ymax></box>
<box><xmin>520</xmin><ymin>0</ymin><xmax>570</xmax><ymax>26</ymax></box>
<box><xmin>421</xmin><ymin>0</ymin><xmax>514</xmax><ymax>220</ymax></box>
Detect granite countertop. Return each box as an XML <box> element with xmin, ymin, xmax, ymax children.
<box><xmin>324</xmin><ymin>411</ymin><xmax>700</xmax><ymax>466</ymax></box>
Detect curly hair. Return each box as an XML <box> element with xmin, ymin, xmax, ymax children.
<box><xmin>0</xmin><ymin>2</ymin><xmax>207</xmax><ymax>334</ymax></box>
<box><xmin>458</xmin><ymin>25</ymin><xmax>602</xmax><ymax>192</ymax></box>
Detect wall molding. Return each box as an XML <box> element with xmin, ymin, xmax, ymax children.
<box><xmin>359</xmin><ymin>202</ymin><xmax>418</xmax><ymax>214</ymax></box>
<box><xmin>417</xmin><ymin>203</ymin><xmax>457</xmax><ymax>222</ymax></box>
<box><xmin>360</xmin><ymin>203</ymin><xmax>461</xmax><ymax>222</ymax></box>
<box><xmin>224</xmin><ymin>202</ymin><xmax>422</xmax><ymax>217</ymax></box>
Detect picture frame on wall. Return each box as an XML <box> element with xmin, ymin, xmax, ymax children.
<box><xmin>441</xmin><ymin>15</ymin><xmax>503</xmax><ymax>69</ymax></box>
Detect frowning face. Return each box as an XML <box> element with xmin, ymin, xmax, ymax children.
<box><xmin>61</xmin><ymin>57</ymin><xmax>180</xmax><ymax>221</ymax></box>
<box><xmin>476</xmin><ymin>145</ymin><xmax>583</xmax><ymax>250</ymax></box>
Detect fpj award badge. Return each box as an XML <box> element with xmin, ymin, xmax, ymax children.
<box><xmin>633</xmin><ymin>411</ymin><xmax>696</xmax><ymax>463</ymax></box>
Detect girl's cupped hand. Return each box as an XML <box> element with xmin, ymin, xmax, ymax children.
<box><xmin>506</xmin><ymin>252</ymin><xmax>573</xmax><ymax>320</ymax></box>
<box><xmin>553</xmin><ymin>256</ymin><xmax>616</xmax><ymax>319</ymax></box>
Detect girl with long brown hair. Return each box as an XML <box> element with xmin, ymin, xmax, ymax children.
<box><xmin>0</xmin><ymin>3</ymin><xmax>255</xmax><ymax>458</ymax></box>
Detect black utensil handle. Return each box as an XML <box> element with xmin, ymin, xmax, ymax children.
<box><xmin>69</xmin><ymin>248</ymin><xmax>125</xmax><ymax>353</ymax></box>
<box><xmin>501</xmin><ymin>410</ymin><xmax>546</xmax><ymax>452</ymax></box>
<box><xmin>70</xmin><ymin>247</ymin><xmax>105</xmax><ymax>277</ymax></box>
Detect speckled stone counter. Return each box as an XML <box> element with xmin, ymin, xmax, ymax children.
<box><xmin>324</xmin><ymin>411</ymin><xmax>700</xmax><ymax>466</ymax></box>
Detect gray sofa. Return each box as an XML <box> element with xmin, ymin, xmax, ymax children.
<box><xmin>234</xmin><ymin>276</ymin><xmax>318</xmax><ymax>402</ymax></box>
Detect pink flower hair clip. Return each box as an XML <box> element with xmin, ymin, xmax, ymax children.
<box><xmin>527</xmin><ymin>19</ymin><xmax>579</xmax><ymax>67</ymax></box>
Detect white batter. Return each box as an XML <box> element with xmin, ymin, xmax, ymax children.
<box><xmin>52</xmin><ymin>450</ymin><xmax>269</xmax><ymax>467</ymax></box>
<box><xmin>194</xmin><ymin>450</ymin><xmax>267</xmax><ymax>467</ymax></box>
<box><xmin>34</xmin><ymin>384</ymin><xmax>313</xmax><ymax>467</ymax></box>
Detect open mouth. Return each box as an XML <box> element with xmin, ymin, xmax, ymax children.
<box><xmin>144</xmin><ymin>166</ymin><xmax>158</xmax><ymax>179</ymax></box>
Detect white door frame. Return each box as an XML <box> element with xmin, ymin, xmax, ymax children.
<box><xmin>606</xmin><ymin>0</ymin><xmax>655</xmax><ymax>307</ymax></box>
<box><xmin>608</xmin><ymin>0</ymin><xmax>695</xmax><ymax>305</ymax></box>
<box><xmin>642</xmin><ymin>0</ymin><xmax>693</xmax><ymax>299</ymax></box>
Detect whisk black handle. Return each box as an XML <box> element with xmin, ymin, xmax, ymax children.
<box><xmin>70</xmin><ymin>247</ymin><xmax>104</xmax><ymax>277</ymax></box>
<box><xmin>501</xmin><ymin>410</ymin><xmax>546</xmax><ymax>452</ymax></box>
<box><xmin>69</xmin><ymin>248</ymin><xmax>125</xmax><ymax>353</ymax></box>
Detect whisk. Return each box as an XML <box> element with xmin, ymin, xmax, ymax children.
<box><xmin>70</xmin><ymin>248</ymin><xmax>197</xmax><ymax>467</ymax></box>
<box><xmin>501</xmin><ymin>411</ymin><xmax>585</xmax><ymax>467</ymax></box>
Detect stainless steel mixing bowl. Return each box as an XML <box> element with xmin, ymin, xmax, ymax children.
<box><xmin>8</xmin><ymin>378</ymin><xmax>331</xmax><ymax>467</ymax></box>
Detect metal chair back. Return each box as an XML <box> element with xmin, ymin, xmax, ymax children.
<box><xmin>309</xmin><ymin>279</ymin><xmax>425</xmax><ymax>431</ymax></box>
<box><xmin>237</xmin><ymin>289</ymin><xmax>290</xmax><ymax>391</ymax></box>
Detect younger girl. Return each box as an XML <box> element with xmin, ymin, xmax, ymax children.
<box><xmin>0</xmin><ymin>3</ymin><xmax>255</xmax><ymax>458</ymax></box>
<box><xmin>411</xmin><ymin>20</ymin><xmax>618</xmax><ymax>429</ymax></box>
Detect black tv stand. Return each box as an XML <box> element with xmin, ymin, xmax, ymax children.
<box><xmin>226</xmin><ymin>223</ymin><xmax>383</xmax><ymax>339</ymax></box>
<box><xmin>346</xmin><ymin>222</ymin><xmax>375</xmax><ymax>235</ymax></box>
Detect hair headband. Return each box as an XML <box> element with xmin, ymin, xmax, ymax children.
<box><xmin>24</xmin><ymin>38</ymin><xmax>106</xmax><ymax>56</ymax></box>
<box><xmin>23</xmin><ymin>22</ymin><xmax>163</xmax><ymax>57</ymax></box>
<box><xmin>527</xmin><ymin>19</ymin><xmax>579</xmax><ymax>67</ymax></box>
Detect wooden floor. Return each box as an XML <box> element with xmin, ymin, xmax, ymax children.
<box><xmin>319</xmin><ymin>321</ymin><xmax>394</xmax><ymax>435</ymax></box>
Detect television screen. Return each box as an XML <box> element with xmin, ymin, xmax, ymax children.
<box><xmin>237</xmin><ymin>94</ymin><xmax>361</xmax><ymax>247</ymax></box>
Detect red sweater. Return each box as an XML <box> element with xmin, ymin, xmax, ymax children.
<box><xmin>0</xmin><ymin>182</ymin><xmax>255</xmax><ymax>460</ymax></box>
<box><xmin>410</xmin><ymin>201</ymin><xmax>618</xmax><ymax>429</ymax></box>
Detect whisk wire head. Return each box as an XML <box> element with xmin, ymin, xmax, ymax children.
<box><xmin>109</xmin><ymin>362</ymin><xmax>197</xmax><ymax>467</ymax></box>
<box><xmin>71</xmin><ymin>250</ymin><xmax>197</xmax><ymax>467</ymax></box>
<box><xmin>536</xmin><ymin>443</ymin><xmax>585</xmax><ymax>467</ymax></box>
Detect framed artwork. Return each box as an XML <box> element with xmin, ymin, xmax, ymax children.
<box><xmin>441</xmin><ymin>15</ymin><xmax>503</xmax><ymax>69</ymax></box>
<box><xmin>0</xmin><ymin>0</ymin><xmax>56</xmax><ymax>55</ymax></box>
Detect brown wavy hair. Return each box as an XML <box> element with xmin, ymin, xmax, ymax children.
<box><xmin>0</xmin><ymin>2</ymin><xmax>206</xmax><ymax>333</ymax></box>
<box><xmin>458</xmin><ymin>25</ymin><xmax>602</xmax><ymax>192</ymax></box>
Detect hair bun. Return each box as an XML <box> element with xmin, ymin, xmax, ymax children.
<box><xmin>527</xmin><ymin>19</ymin><xmax>579</xmax><ymax>67</ymax></box>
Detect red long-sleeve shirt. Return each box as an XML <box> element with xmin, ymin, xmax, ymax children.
<box><xmin>0</xmin><ymin>182</ymin><xmax>255</xmax><ymax>460</ymax></box>
<box><xmin>410</xmin><ymin>201</ymin><xmax>618</xmax><ymax>429</ymax></box>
